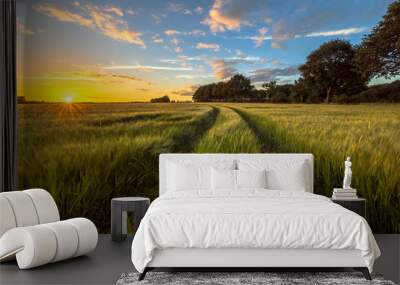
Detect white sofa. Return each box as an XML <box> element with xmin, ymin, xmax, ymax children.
<box><xmin>0</xmin><ymin>188</ymin><xmax>98</xmax><ymax>269</ymax></box>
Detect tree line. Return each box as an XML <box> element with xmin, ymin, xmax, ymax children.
<box><xmin>193</xmin><ymin>1</ymin><xmax>400</xmax><ymax>103</ymax></box>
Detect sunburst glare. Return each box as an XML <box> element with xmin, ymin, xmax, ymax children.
<box><xmin>64</xmin><ymin>95</ymin><xmax>73</xmax><ymax>103</ymax></box>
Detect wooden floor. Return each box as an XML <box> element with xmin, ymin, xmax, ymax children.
<box><xmin>0</xmin><ymin>234</ymin><xmax>398</xmax><ymax>285</ymax></box>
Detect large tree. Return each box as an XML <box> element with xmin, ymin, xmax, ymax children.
<box><xmin>226</xmin><ymin>74</ymin><xmax>254</xmax><ymax>100</ymax></box>
<box><xmin>299</xmin><ymin>40</ymin><xmax>366</xmax><ymax>103</ymax></box>
<box><xmin>355</xmin><ymin>1</ymin><xmax>400</xmax><ymax>80</ymax></box>
<box><xmin>192</xmin><ymin>74</ymin><xmax>255</xmax><ymax>102</ymax></box>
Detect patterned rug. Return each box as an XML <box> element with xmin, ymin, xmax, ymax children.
<box><xmin>116</xmin><ymin>271</ymin><xmax>396</xmax><ymax>285</ymax></box>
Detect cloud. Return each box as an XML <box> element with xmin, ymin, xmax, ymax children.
<box><xmin>176</xmin><ymin>74</ymin><xmax>214</xmax><ymax>79</ymax></box>
<box><xmin>221</xmin><ymin>50</ymin><xmax>263</xmax><ymax>64</ymax></box>
<box><xmin>174</xmin><ymin>46</ymin><xmax>183</xmax><ymax>53</ymax></box>
<box><xmin>152</xmin><ymin>34</ymin><xmax>164</xmax><ymax>43</ymax></box>
<box><xmin>235</xmin><ymin>26</ymin><xmax>366</xmax><ymax>48</ymax></box>
<box><xmin>270</xmin><ymin>26</ymin><xmax>367</xmax><ymax>48</ymax></box>
<box><xmin>271</xmin><ymin>59</ymin><xmax>280</xmax><ymax>66</ymax></box>
<box><xmin>271</xmin><ymin>42</ymin><xmax>282</xmax><ymax>49</ymax></box>
<box><xmin>202</xmin><ymin>0</ymin><xmax>239</xmax><ymax>32</ymax></box>
<box><xmin>204</xmin><ymin>50</ymin><xmax>267</xmax><ymax>79</ymax></box>
<box><xmin>34</xmin><ymin>3</ymin><xmax>93</xmax><ymax>28</ymax></box>
<box><xmin>195</xmin><ymin>6</ymin><xmax>203</xmax><ymax>15</ymax></box>
<box><xmin>196</xmin><ymin>42</ymin><xmax>220</xmax><ymax>52</ymax></box>
<box><xmin>233</xmin><ymin>49</ymin><xmax>266</xmax><ymax>64</ymax></box>
<box><xmin>172</xmin><ymin>85</ymin><xmax>199</xmax><ymax>96</ymax></box>
<box><xmin>126</xmin><ymin>9</ymin><xmax>136</xmax><ymax>16</ymax></box>
<box><xmin>224</xmin><ymin>56</ymin><xmax>261</xmax><ymax>64</ymax></box>
<box><xmin>25</xmin><ymin>71</ymin><xmax>148</xmax><ymax>84</ymax></box>
<box><xmin>102</xmin><ymin>65</ymin><xmax>192</xmax><ymax>71</ymax></box>
<box><xmin>136</xmin><ymin>88</ymin><xmax>150</xmax><ymax>92</ymax></box>
<box><xmin>183</xmin><ymin>9</ymin><xmax>192</xmax><ymax>16</ymax></box>
<box><xmin>302</xmin><ymin>27</ymin><xmax>367</xmax><ymax>38</ymax></box>
<box><xmin>152</xmin><ymin>14</ymin><xmax>164</xmax><ymax>24</ymax></box>
<box><xmin>178</xmin><ymin>55</ymin><xmax>204</xmax><ymax>61</ymax></box>
<box><xmin>187</xmin><ymin>29</ymin><xmax>206</xmax><ymax>36</ymax></box>
<box><xmin>159</xmin><ymin>56</ymin><xmax>204</xmax><ymax>65</ymax></box>
<box><xmin>17</xmin><ymin>19</ymin><xmax>34</xmax><ymax>35</ymax></box>
<box><xmin>267</xmin><ymin>0</ymin><xmax>368</xmax><ymax>48</ymax></box>
<box><xmin>202</xmin><ymin>0</ymin><xmax>258</xmax><ymax>32</ymax></box>
<box><xmin>164</xmin><ymin>29</ymin><xmax>181</xmax><ymax>36</ymax></box>
<box><xmin>166</xmin><ymin>2</ymin><xmax>183</xmax><ymax>13</ymax></box>
<box><xmin>209</xmin><ymin>59</ymin><xmax>238</xmax><ymax>80</ymax></box>
<box><xmin>159</xmin><ymin>59</ymin><xmax>180</xmax><ymax>64</ymax></box>
<box><xmin>254</xmin><ymin>27</ymin><xmax>268</xmax><ymax>47</ymax></box>
<box><xmin>166</xmin><ymin>2</ymin><xmax>195</xmax><ymax>16</ymax></box>
<box><xmin>103</xmin><ymin>5</ymin><xmax>124</xmax><ymax>17</ymax></box>
<box><xmin>111</xmin><ymin>74</ymin><xmax>146</xmax><ymax>82</ymax></box>
<box><xmin>164</xmin><ymin>29</ymin><xmax>206</xmax><ymax>36</ymax></box>
<box><xmin>249</xmin><ymin>66</ymin><xmax>299</xmax><ymax>82</ymax></box>
<box><xmin>34</xmin><ymin>3</ymin><xmax>145</xmax><ymax>48</ymax></box>
<box><xmin>170</xmin><ymin>38</ymin><xmax>181</xmax><ymax>45</ymax></box>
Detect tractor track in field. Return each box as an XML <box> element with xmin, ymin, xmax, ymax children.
<box><xmin>194</xmin><ymin>105</ymin><xmax>262</xmax><ymax>153</ymax></box>
<box><xmin>169</xmin><ymin>106</ymin><xmax>219</xmax><ymax>152</ymax></box>
<box><xmin>229</xmin><ymin>107</ymin><xmax>272</xmax><ymax>153</ymax></box>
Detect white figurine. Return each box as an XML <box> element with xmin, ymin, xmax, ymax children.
<box><xmin>343</xmin><ymin>156</ymin><xmax>352</xmax><ymax>190</ymax></box>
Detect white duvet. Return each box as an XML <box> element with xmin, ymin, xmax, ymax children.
<box><xmin>131</xmin><ymin>190</ymin><xmax>380</xmax><ymax>273</ymax></box>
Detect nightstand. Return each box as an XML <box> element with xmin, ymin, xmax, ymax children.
<box><xmin>331</xmin><ymin>198</ymin><xmax>366</xmax><ymax>218</ymax></box>
<box><xmin>111</xmin><ymin>197</ymin><xmax>150</xmax><ymax>242</ymax></box>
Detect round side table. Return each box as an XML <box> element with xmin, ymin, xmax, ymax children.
<box><xmin>111</xmin><ymin>197</ymin><xmax>150</xmax><ymax>242</ymax></box>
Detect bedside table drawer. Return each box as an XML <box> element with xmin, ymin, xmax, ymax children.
<box><xmin>332</xmin><ymin>199</ymin><xmax>366</xmax><ymax>219</ymax></box>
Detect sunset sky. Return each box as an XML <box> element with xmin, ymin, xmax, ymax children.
<box><xmin>17</xmin><ymin>0</ymin><xmax>395</xmax><ymax>102</ymax></box>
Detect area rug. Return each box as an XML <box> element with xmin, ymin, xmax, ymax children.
<box><xmin>116</xmin><ymin>272</ymin><xmax>396</xmax><ymax>285</ymax></box>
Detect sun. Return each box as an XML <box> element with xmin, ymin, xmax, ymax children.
<box><xmin>64</xmin><ymin>96</ymin><xmax>73</xmax><ymax>103</ymax></box>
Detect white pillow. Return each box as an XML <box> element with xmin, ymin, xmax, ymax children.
<box><xmin>211</xmin><ymin>168</ymin><xmax>236</xmax><ymax>190</ymax></box>
<box><xmin>236</xmin><ymin>169</ymin><xmax>267</xmax><ymax>189</ymax></box>
<box><xmin>266</xmin><ymin>165</ymin><xmax>306</xmax><ymax>191</ymax></box>
<box><xmin>166</xmin><ymin>159</ymin><xmax>236</xmax><ymax>193</ymax></box>
<box><xmin>238</xmin><ymin>159</ymin><xmax>308</xmax><ymax>191</ymax></box>
<box><xmin>167</xmin><ymin>162</ymin><xmax>211</xmax><ymax>191</ymax></box>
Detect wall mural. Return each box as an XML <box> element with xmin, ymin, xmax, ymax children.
<box><xmin>17</xmin><ymin>0</ymin><xmax>399</xmax><ymax>233</ymax></box>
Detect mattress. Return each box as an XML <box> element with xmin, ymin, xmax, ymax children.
<box><xmin>131</xmin><ymin>190</ymin><xmax>380</xmax><ymax>273</ymax></box>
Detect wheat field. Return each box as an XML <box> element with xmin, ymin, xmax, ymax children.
<box><xmin>17</xmin><ymin>103</ymin><xmax>400</xmax><ymax>233</ymax></box>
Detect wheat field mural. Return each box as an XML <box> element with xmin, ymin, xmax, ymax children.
<box><xmin>16</xmin><ymin>0</ymin><xmax>399</xmax><ymax>233</ymax></box>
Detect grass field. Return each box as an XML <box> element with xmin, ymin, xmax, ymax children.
<box><xmin>18</xmin><ymin>103</ymin><xmax>400</xmax><ymax>233</ymax></box>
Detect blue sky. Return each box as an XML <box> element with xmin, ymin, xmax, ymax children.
<box><xmin>17</xmin><ymin>0</ymin><xmax>395</xmax><ymax>102</ymax></box>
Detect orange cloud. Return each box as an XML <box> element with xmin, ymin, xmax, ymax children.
<box><xmin>34</xmin><ymin>3</ymin><xmax>145</xmax><ymax>48</ymax></box>
<box><xmin>84</xmin><ymin>5</ymin><xmax>145</xmax><ymax>47</ymax></box>
<box><xmin>103</xmin><ymin>5</ymin><xmax>124</xmax><ymax>17</ymax></box>
<box><xmin>196</xmin><ymin>42</ymin><xmax>220</xmax><ymax>52</ymax></box>
<box><xmin>209</xmin><ymin>59</ymin><xmax>237</xmax><ymax>80</ymax></box>
<box><xmin>34</xmin><ymin>3</ymin><xmax>93</xmax><ymax>28</ymax></box>
<box><xmin>202</xmin><ymin>0</ymin><xmax>241</xmax><ymax>32</ymax></box>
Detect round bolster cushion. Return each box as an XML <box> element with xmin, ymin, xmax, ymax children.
<box><xmin>0</xmin><ymin>218</ymin><xmax>98</xmax><ymax>269</ymax></box>
<box><xmin>64</xmin><ymin>218</ymin><xmax>98</xmax><ymax>257</ymax></box>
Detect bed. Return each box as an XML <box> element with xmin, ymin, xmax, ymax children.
<box><xmin>131</xmin><ymin>154</ymin><xmax>380</xmax><ymax>280</ymax></box>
